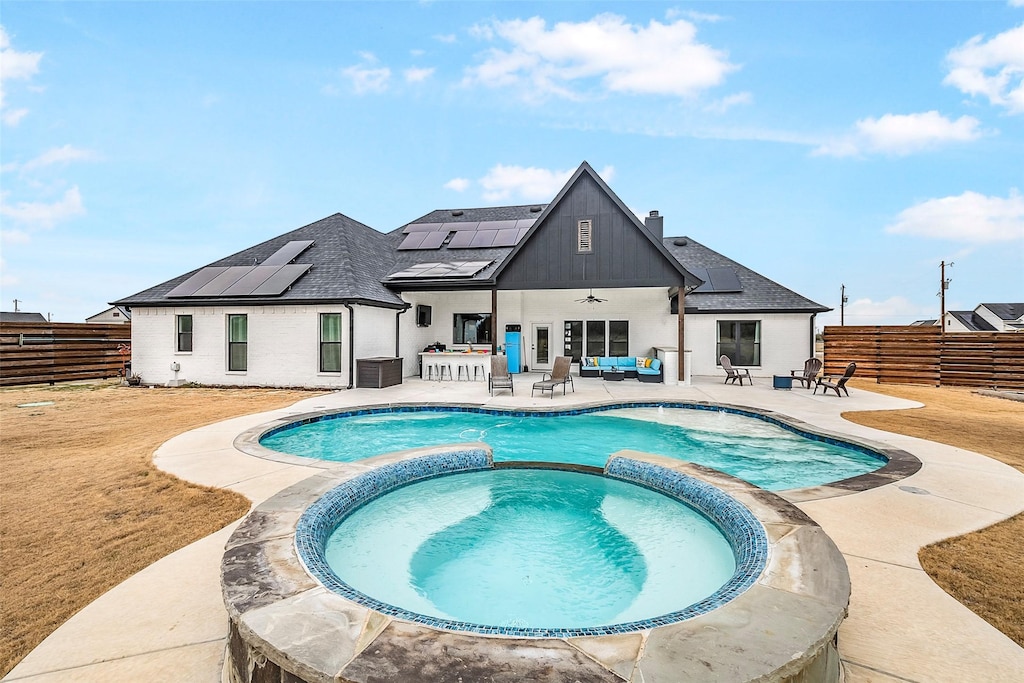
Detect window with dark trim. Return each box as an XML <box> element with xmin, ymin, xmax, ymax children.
<box><xmin>453</xmin><ymin>313</ymin><xmax>492</xmax><ymax>344</ymax></box>
<box><xmin>227</xmin><ymin>314</ymin><xmax>247</xmax><ymax>371</ymax></box>
<box><xmin>176</xmin><ymin>314</ymin><xmax>193</xmax><ymax>352</ymax></box>
<box><xmin>609</xmin><ymin>320</ymin><xmax>629</xmax><ymax>357</ymax></box>
<box><xmin>717</xmin><ymin>321</ymin><xmax>761</xmax><ymax>366</ymax></box>
<box><xmin>585</xmin><ymin>320</ymin><xmax>606</xmax><ymax>357</ymax></box>
<box><xmin>320</xmin><ymin>313</ymin><xmax>342</xmax><ymax>373</ymax></box>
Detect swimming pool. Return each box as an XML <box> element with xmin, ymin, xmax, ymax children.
<box><xmin>261</xmin><ymin>404</ymin><xmax>885</xmax><ymax>490</ymax></box>
<box><xmin>322</xmin><ymin>467</ymin><xmax>736</xmax><ymax>630</ymax></box>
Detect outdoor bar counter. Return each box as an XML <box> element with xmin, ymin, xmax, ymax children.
<box><xmin>418</xmin><ymin>350</ymin><xmax>492</xmax><ymax>381</ymax></box>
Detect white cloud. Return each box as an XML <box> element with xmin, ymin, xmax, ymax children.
<box><xmin>7</xmin><ymin>144</ymin><xmax>99</xmax><ymax>173</ymax></box>
<box><xmin>886</xmin><ymin>190</ymin><xmax>1024</xmax><ymax>243</ymax></box>
<box><xmin>813</xmin><ymin>111</ymin><xmax>981</xmax><ymax>157</ymax></box>
<box><xmin>479</xmin><ymin>164</ymin><xmax>614</xmax><ymax>201</ymax></box>
<box><xmin>667</xmin><ymin>9</ymin><xmax>726</xmax><ymax>23</ymax></box>
<box><xmin>818</xmin><ymin>296</ymin><xmax>934</xmax><ymax>327</ymax></box>
<box><xmin>444</xmin><ymin>177</ymin><xmax>470</xmax><ymax>192</ymax></box>
<box><xmin>3</xmin><ymin>106</ymin><xmax>27</xmax><ymax>126</ymax></box>
<box><xmin>0</xmin><ymin>186</ymin><xmax>85</xmax><ymax>231</ymax></box>
<box><xmin>435</xmin><ymin>33</ymin><xmax>457</xmax><ymax>44</ymax></box>
<box><xmin>944</xmin><ymin>22</ymin><xmax>1024</xmax><ymax>113</ymax></box>
<box><xmin>0</xmin><ymin>25</ymin><xmax>43</xmax><ymax>122</ymax></box>
<box><xmin>404</xmin><ymin>66</ymin><xmax>435</xmax><ymax>83</ymax></box>
<box><xmin>704</xmin><ymin>91</ymin><xmax>752</xmax><ymax>113</ymax></box>
<box><xmin>464</xmin><ymin>14</ymin><xmax>736</xmax><ymax>101</ymax></box>
<box><xmin>341</xmin><ymin>54</ymin><xmax>391</xmax><ymax>94</ymax></box>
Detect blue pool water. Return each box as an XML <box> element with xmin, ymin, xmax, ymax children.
<box><xmin>324</xmin><ymin>468</ymin><xmax>736</xmax><ymax>629</ymax></box>
<box><xmin>262</xmin><ymin>406</ymin><xmax>883</xmax><ymax>490</ymax></box>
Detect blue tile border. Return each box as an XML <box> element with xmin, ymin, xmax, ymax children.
<box><xmin>295</xmin><ymin>450</ymin><xmax>768</xmax><ymax>639</ymax></box>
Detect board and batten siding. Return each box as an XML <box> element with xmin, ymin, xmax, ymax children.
<box><xmin>130</xmin><ymin>304</ymin><xmax>396</xmax><ymax>388</ymax></box>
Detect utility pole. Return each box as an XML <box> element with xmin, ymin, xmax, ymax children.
<box><xmin>12</xmin><ymin>299</ymin><xmax>21</xmax><ymax>312</ymax></box>
<box><xmin>939</xmin><ymin>261</ymin><xmax>953</xmax><ymax>334</ymax></box>
<box><xmin>840</xmin><ymin>284</ymin><xmax>848</xmax><ymax>326</ymax></box>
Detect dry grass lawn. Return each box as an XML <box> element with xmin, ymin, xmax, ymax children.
<box><xmin>843</xmin><ymin>379</ymin><xmax>1024</xmax><ymax>647</ymax></box>
<box><xmin>2</xmin><ymin>378</ymin><xmax>1022</xmax><ymax>676</ymax></box>
<box><xmin>0</xmin><ymin>381</ymin><xmax>319</xmax><ymax>676</ymax></box>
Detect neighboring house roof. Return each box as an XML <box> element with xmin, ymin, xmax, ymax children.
<box><xmin>980</xmin><ymin>303</ymin><xmax>1024</xmax><ymax>321</ymax></box>
<box><xmin>113</xmin><ymin>164</ymin><xmax>826</xmax><ymax>315</ymax></box>
<box><xmin>0</xmin><ymin>312</ymin><xmax>47</xmax><ymax>323</ymax></box>
<box><xmin>910</xmin><ymin>319</ymin><xmax>938</xmax><ymax>327</ymax></box>
<box><xmin>664</xmin><ymin>236</ymin><xmax>830</xmax><ymax>313</ymax></box>
<box><xmin>86</xmin><ymin>305</ymin><xmax>131</xmax><ymax>322</ymax></box>
<box><xmin>947</xmin><ymin>310</ymin><xmax>997</xmax><ymax>331</ymax></box>
<box><xmin>114</xmin><ymin>213</ymin><xmax>405</xmax><ymax>309</ymax></box>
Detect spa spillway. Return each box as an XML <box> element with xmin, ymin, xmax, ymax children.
<box><xmin>222</xmin><ymin>447</ymin><xmax>852</xmax><ymax>682</ymax></box>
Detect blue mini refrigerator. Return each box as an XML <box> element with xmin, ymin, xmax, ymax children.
<box><xmin>505</xmin><ymin>324</ymin><xmax>522</xmax><ymax>374</ymax></box>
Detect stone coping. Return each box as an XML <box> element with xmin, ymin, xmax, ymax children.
<box><xmin>222</xmin><ymin>447</ymin><xmax>852</xmax><ymax>683</ymax></box>
<box><xmin>293</xmin><ymin>451</ymin><xmax>768</xmax><ymax>639</ymax></box>
<box><xmin>233</xmin><ymin>400</ymin><xmax>922</xmax><ymax>502</ymax></box>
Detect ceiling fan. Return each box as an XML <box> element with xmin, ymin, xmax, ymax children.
<box><xmin>575</xmin><ymin>289</ymin><xmax>607</xmax><ymax>304</ymax></box>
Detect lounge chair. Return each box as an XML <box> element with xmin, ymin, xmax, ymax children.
<box><xmin>488</xmin><ymin>355</ymin><xmax>514</xmax><ymax>396</ymax></box>
<box><xmin>790</xmin><ymin>358</ymin><xmax>823</xmax><ymax>390</ymax></box>
<box><xmin>532</xmin><ymin>356</ymin><xmax>575</xmax><ymax>398</ymax></box>
<box><xmin>814</xmin><ymin>362</ymin><xmax>856</xmax><ymax>397</ymax></box>
<box><xmin>720</xmin><ymin>355</ymin><xmax>753</xmax><ymax>386</ymax></box>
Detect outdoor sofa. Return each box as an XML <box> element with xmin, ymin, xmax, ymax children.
<box><xmin>580</xmin><ymin>356</ymin><xmax>663</xmax><ymax>383</ymax></box>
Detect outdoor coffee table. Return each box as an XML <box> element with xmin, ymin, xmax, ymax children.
<box><xmin>603</xmin><ymin>368</ymin><xmax>626</xmax><ymax>381</ymax></box>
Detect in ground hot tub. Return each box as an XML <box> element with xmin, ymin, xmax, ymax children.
<box><xmin>223</xmin><ymin>447</ymin><xmax>851</xmax><ymax>682</ymax></box>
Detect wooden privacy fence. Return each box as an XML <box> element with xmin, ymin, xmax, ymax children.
<box><xmin>0</xmin><ymin>322</ymin><xmax>131</xmax><ymax>387</ymax></box>
<box><xmin>823</xmin><ymin>326</ymin><xmax>1024</xmax><ymax>389</ymax></box>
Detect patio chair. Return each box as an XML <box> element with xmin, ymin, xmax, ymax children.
<box><xmin>532</xmin><ymin>356</ymin><xmax>575</xmax><ymax>398</ymax></box>
<box><xmin>720</xmin><ymin>355</ymin><xmax>753</xmax><ymax>386</ymax></box>
<box><xmin>814</xmin><ymin>362</ymin><xmax>857</xmax><ymax>397</ymax></box>
<box><xmin>790</xmin><ymin>357</ymin><xmax>823</xmax><ymax>390</ymax></box>
<box><xmin>488</xmin><ymin>355</ymin><xmax>514</xmax><ymax>396</ymax></box>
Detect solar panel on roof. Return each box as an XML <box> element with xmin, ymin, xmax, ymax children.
<box><xmin>470</xmin><ymin>231</ymin><xmax>498</xmax><ymax>248</ymax></box>
<box><xmin>249</xmin><ymin>263</ymin><xmax>312</xmax><ymax>296</ymax></box>
<box><xmin>166</xmin><ymin>267</ymin><xmax>230</xmax><ymax>297</ymax></box>
<box><xmin>442</xmin><ymin>221</ymin><xmax>478</xmax><ymax>232</ymax></box>
<box><xmin>387</xmin><ymin>260</ymin><xmax>491</xmax><ymax>279</ymax></box>
<box><xmin>219</xmin><ymin>266</ymin><xmax>282</xmax><ymax>296</ymax></box>
<box><xmin>262</xmin><ymin>240</ymin><xmax>314</xmax><ymax>266</ymax></box>
<box><xmin>477</xmin><ymin>220</ymin><xmax>518</xmax><ymax>231</ymax></box>
<box><xmin>515</xmin><ymin>228</ymin><xmax>529</xmax><ymax>243</ymax></box>
<box><xmin>688</xmin><ymin>267</ymin><xmax>712</xmax><ymax>292</ymax></box>
<box><xmin>445</xmin><ymin>260</ymin><xmax>491</xmax><ymax>277</ymax></box>
<box><xmin>448</xmin><ymin>230</ymin><xmax>477</xmax><ymax>248</ymax></box>
<box><xmin>403</xmin><ymin>223</ymin><xmax>446</xmax><ymax>233</ymax></box>
<box><xmin>398</xmin><ymin>232</ymin><xmax>428</xmax><ymax>250</ymax></box>
<box><xmin>514</xmin><ymin>219</ymin><xmax>536</xmax><ymax>230</ymax></box>
<box><xmin>193</xmin><ymin>266</ymin><xmax>253</xmax><ymax>296</ymax></box>
<box><xmin>492</xmin><ymin>229</ymin><xmax>519</xmax><ymax>247</ymax></box>
<box><xmin>419</xmin><ymin>231</ymin><xmax>448</xmax><ymax>249</ymax></box>
<box><xmin>706</xmin><ymin>267</ymin><xmax>742</xmax><ymax>292</ymax></box>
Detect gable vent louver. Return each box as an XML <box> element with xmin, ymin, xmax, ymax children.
<box><xmin>578</xmin><ymin>219</ymin><xmax>593</xmax><ymax>252</ymax></box>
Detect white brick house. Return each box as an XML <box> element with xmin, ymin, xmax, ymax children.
<box><xmin>114</xmin><ymin>163</ymin><xmax>828</xmax><ymax>388</ymax></box>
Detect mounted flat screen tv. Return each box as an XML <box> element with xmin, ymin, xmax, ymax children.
<box><xmin>416</xmin><ymin>305</ymin><xmax>432</xmax><ymax>327</ymax></box>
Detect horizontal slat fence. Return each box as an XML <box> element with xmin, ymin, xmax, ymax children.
<box><xmin>0</xmin><ymin>322</ymin><xmax>131</xmax><ymax>387</ymax></box>
<box><xmin>823</xmin><ymin>326</ymin><xmax>1024</xmax><ymax>389</ymax></box>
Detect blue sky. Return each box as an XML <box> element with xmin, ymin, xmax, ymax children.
<box><xmin>2</xmin><ymin>1</ymin><xmax>1022</xmax><ymax>327</ymax></box>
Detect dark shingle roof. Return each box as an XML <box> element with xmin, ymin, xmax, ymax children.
<box><xmin>114</xmin><ymin>213</ymin><xmax>405</xmax><ymax>308</ymax></box>
<box><xmin>981</xmin><ymin>303</ymin><xmax>1024</xmax><ymax>321</ymax></box>
<box><xmin>0</xmin><ymin>312</ymin><xmax>47</xmax><ymax>323</ymax></box>
<box><xmin>663</xmin><ymin>236</ymin><xmax>829</xmax><ymax>313</ymax></box>
<box><xmin>948</xmin><ymin>310</ymin><xmax>997</xmax><ymax>331</ymax></box>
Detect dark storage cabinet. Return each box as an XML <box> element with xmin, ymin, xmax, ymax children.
<box><xmin>356</xmin><ymin>357</ymin><xmax>403</xmax><ymax>388</ymax></box>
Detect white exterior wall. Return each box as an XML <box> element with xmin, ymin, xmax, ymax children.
<box><xmin>942</xmin><ymin>312</ymin><xmax>973</xmax><ymax>332</ymax></box>
<box><xmin>130</xmin><ymin>304</ymin><xmax>397</xmax><ymax>388</ymax></box>
<box><xmin>399</xmin><ymin>288</ymin><xmax>679</xmax><ymax>375</ymax></box>
<box><xmin>685</xmin><ymin>312</ymin><xmax>814</xmax><ymax>378</ymax></box>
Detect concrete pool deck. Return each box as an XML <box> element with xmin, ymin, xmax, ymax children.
<box><xmin>5</xmin><ymin>375</ymin><xmax>1024</xmax><ymax>682</ymax></box>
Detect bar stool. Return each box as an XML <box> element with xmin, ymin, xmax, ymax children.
<box><xmin>457</xmin><ymin>362</ymin><xmax>471</xmax><ymax>381</ymax></box>
<box><xmin>438</xmin><ymin>362</ymin><xmax>452</xmax><ymax>381</ymax></box>
<box><xmin>472</xmin><ymin>363</ymin><xmax>486</xmax><ymax>381</ymax></box>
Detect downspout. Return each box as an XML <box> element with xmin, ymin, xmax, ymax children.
<box><xmin>810</xmin><ymin>313</ymin><xmax>818</xmax><ymax>359</ymax></box>
<box><xmin>396</xmin><ymin>305</ymin><xmax>410</xmax><ymax>358</ymax></box>
<box><xmin>344</xmin><ymin>303</ymin><xmax>355</xmax><ymax>389</ymax></box>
